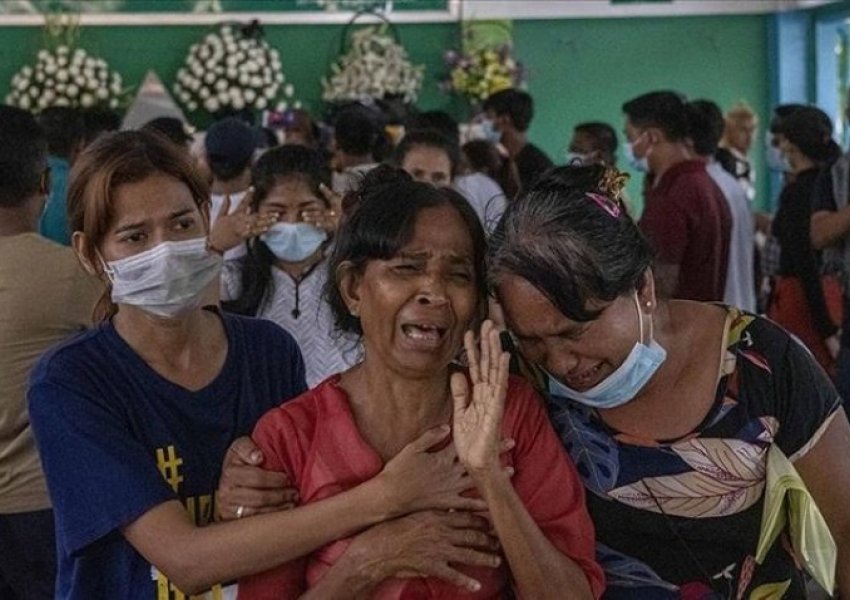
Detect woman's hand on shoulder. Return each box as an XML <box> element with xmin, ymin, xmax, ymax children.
<box><xmin>208</xmin><ymin>189</ymin><xmax>279</xmax><ymax>254</ymax></box>
<box><xmin>215</xmin><ymin>436</ymin><xmax>299</xmax><ymax>521</ymax></box>
<box><xmin>451</xmin><ymin>320</ymin><xmax>511</xmax><ymax>478</ymax></box>
<box><xmin>373</xmin><ymin>426</ymin><xmax>490</xmax><ymax>517</ymax></box>
<box><xmin>341</xmin><ymin>510</ymin><xmax>501</xmax><ymax>593</ymax></box>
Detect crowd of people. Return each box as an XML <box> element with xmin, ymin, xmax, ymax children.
<box><xmin>1</xmin><ymin>85</ymin><xmax>849</xmax><ymax>600</ymax></box>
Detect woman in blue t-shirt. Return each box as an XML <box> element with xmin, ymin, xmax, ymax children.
<box><xmin>27</xmin><ymin>131</ymin><xmax>497</xmax><ymax>600</ymax></box>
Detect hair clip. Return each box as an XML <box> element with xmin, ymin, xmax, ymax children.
<box><xmin>586</xmin><ymin>191</ymin><xmax>622</xmax><ymax>218</ymax></box>
<box><xmin>599</xmin><ymin>167</ymin><xmax>630</xmax><ymax>202</ymax></box>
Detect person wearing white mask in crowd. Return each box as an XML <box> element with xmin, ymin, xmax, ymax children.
<box><xmin>206</xmin><ymin>117</ymin><xmax>259</xmax><ymax>261</ymax></box>
<box><xmin>27</xmin><ymin>131</ymin><xmax>490</xmax><ymax>599</ymax></box>
<box><xmin>215</xmin><ymin>145</ymin><xmax>354</xmax><ymax>387</ymax></box>
<box><xmin>623</xmin><ymin>90</ymin><xmax>731</xmax><ymax>302</ymax></box>
<box><xmin>565</xmin><ymin>122</ymin><xmax>619</xmax><ymax>168</ymax></box>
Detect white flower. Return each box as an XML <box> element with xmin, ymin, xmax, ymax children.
<box><xmin>250</xmin><ymin>76</ymin><xmax>262</xmax><ymax>88</ymax></box>
<box><xmin>226</xmin><ymin>67</ymin><xmax>237</xmax><ymax>79</ymax></box>
<box><xmin>204</xmin><ymin>98</ymin><xmax>219</xmax><ymax>112</ymax></box>
<box><xmin>109</xmin><ymin>98</ymin><xmax>118</xmax><ymax>108</ymax></box>
<box><xmin>35</xmin><ymin>72</ymin><xmax>44</xmax><ymax>83</ymax></box>
<box><xmin>199</xmin><ymin>87</ymin><xmax>210</xmax><ymax>99</ymax></box>
<box><xmin>57</xmin><ymin>55</ymin><xmax>67</xmax><ymax>67</ymax></box>
<box><xmin>66</xmin><ymin>84</ymin><xmax>79</xmax><ymax>98</ymax></box>
<box><xmin>244</xmin><ymin>89</ymin><xmax>256</xmax><ymax>103</ymax></box>
<box><xmin>37</xmin><ymin>50</ymin><xmax>48</xmax><ymax>61</ymax></box>
<box><xmin>187</xmin><ymin>101</ymin><xmax>198</xmax><ymax>111</ymax></box>
<box><xmin>217</xmin><ymin>91</ymin><xmax>229</xmax><ymax>104</ymax></box>
<box><xmin>81</xmin><ymin>93</ymin><xmax>94</xmax><ymax>107</ymax></box>
<box><xmin>232</xmin><ymin>96</ymin><xmax>244</xmax><ymax>110</ymax></box>
<box><xmin>56</xmin><ymin>70</ymin><xmax>68</xmax><ymax>82</ymax></box>
<box><xmin>256</xmin><ymin>97</ymin><xmax>267</xmax><ymax>109</ymax></box>
<box><xmin>19</xmin><ymin>95</ymin><xmax>30</xmax><ymax>109</ymax></box>
<box><xmin>204</xmin><ymin>72</ymin><xmax>215</xmax><ymax>84</ymax></box>
<box><xmin>97</xmin><ymin>88</ymin><xmax>108</xmax><ymax>100</ymax></box>
<box><xmin>15</xmin><ymin>78</ymin><xmax>28</xmax><ymax>91</ymax></box>
<box><xmin>215</xmin><ymin>79</ymin><xmax>227</xmax><ymax>91</ymax></box>
<box><xmin>28</xmin><ymin>87</ymin><xmax>38</xmax><ymax>98</ymax></box>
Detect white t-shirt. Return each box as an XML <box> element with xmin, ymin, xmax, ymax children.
<box><xmin>331</xmin><ymin>163</ymin><xmax>379</xmax><ymax>196</ymax></box>
<box><xmin>221</xmin><ymin>258</ymin><xmax>358</xmax><ymax>388</ymax></box>
<box><xmin>453</xmin><ymin>173</ymin><xmax>507</xmax><ymax>234</ymax></box>
<box><xmin>707</xmin><ymin>161</ymin><xmax>756</xmax><ymax>312</ymax></box>
<box><xmin>210</xmin><ymin>191</ymin><xmax>248</xmax><ymax>261</ymax></box>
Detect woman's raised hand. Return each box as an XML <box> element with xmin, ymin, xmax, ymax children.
<box><xmin>451</xmin><ymin>320</ymin><xmax>511</xmax><ymax>475</ymax></box>
<box><xmin>207</xmin><ymin>188</ymin><xmax>279</xmax><ymax>254</ymax></box>
<box><xmin>375</xmin><ymin>425</ymin><xmax>490</xmax><ymax>517</ymax></box>
<box><xmin>300</xmin><ymin>183</ymin><xmax>342</xmax><ymax>233</ymax></box>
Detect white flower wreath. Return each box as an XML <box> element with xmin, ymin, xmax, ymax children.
<box><xmin>5</xmin><ymin>45</ymin><xmax>124</xmax><ymax>112</ymax></box>
<box><xmin>174</xmin><ymin>23</ymin><xmax>297</xmax><ymax>116</ymax></box>
<box><xmin>322</xmin><ymin>25</ymin><xmax>423</xmax><ymax>105</ymax></box>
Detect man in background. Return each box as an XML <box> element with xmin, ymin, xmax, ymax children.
<box><xmin>483</xmin><ymin>88</ymin><xmax>553</xmax><ymax>191</ymax></box>
<box><xmin>623</xmin><ymin>90</ymin><xmax>731</xmax><ymax>301</ymax></box>
<box><xmin>37</xmin><ymin>106</ymin><xmax>85</xmax><ymax>246</ymax></box>
<box><xmin>566</xmin><ymin>121</ymin><xmax>619</xmax><ymax>168</ymax></box>
<box><xmin>0</xmin><ymin>105</ymin><xmax>100</xmax><ymax>599</ymax></box>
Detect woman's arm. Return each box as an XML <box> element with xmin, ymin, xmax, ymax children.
<box><xmin>793</xmin><ymin>409</ymin><xmax>850</xmax><ymax>597</ymax></box>
<box><xmin>293</xmin><ymin>511</ymin><xmax>500</xmax><ymax>599</ymax></box>
<box><xmin>125</xmin><ymin>425</ymin><xmax>489</xmax><ymax>595</ymax></box>
<box><xmin>451</xmin><ymin>322</ymin><xmax>600</xmax><ymax>600</ymax></box>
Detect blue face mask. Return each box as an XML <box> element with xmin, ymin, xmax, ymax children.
<box><xmin>623</xmin><ymin>139</ymin><xmax>649</xmax><ymax>173</ymax></box>
<box><xmin>765</xmin><ymin>132</ymin><xmax>787</xmax><ymax>172</ymax></box>
<box><xmin>261</xmin><ymin>222</ymin><xmax>327</xmax><ymax>262</ymax></box>
<box><xmin>480</xmin><ymin>118</ymin><xmax>501</xmax><ymax>144</ymax></box>
<box><xmin>545</xmin><ymin>294</ymin><xmax>667</xmax><ymax>409</ymax></box>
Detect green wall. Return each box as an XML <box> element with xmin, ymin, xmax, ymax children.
<box><xmin>0</xmin><ymin>13</ymin><xmax>770</xmax><ymax>211</ymax></box>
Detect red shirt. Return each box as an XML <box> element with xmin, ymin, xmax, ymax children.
<box><xmin>238</xmin><ymin>375</ymin><xmax>604</xmax><ymax>599</ymax></box>
<box><xmin>639</xmin><ymin>159</ymin><xmax>732</xmax><ymax>301</ymax></box>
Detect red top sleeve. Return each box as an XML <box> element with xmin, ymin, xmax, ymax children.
<box><xmin>503</xmin><ymin>377</ymin><xmax>606</xmax><ymax>599</ymax></box>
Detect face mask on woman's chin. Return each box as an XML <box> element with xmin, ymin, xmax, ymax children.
<box><xmin>101</xmin><ymin>237</ymin><xmax>223</xmax><ymax>319</ymax></box>
<box><xmin>544</xmin><ymin>293</ymin><xmax>667</xmax><ymax>409</ymax></box>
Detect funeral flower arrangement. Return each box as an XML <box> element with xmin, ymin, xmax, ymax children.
<box><xmin>322</xmin><ymin>25</ymin><xmax>424</xmax><ymax>104</ymax></box>
<box><xmin>5</xmin><ymin>45</ymin><xmax>124</xmax><ymax>112</ymax></box>
<box><xmin>441</xmin><ymin>45</ymin><xmax>525</xmax><ymax>103</ymax></box>
<box><xmin>173</xmin><ymin>22</ymin><xmax>296</xmax><ymax>116</ymax></box>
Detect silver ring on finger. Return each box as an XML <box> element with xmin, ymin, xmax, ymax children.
<box><xmin>235</xmin><ymin>504</ymin><xmax>245</xmax><ymax>519</ymax></box>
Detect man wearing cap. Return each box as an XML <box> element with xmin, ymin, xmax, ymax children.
<box><xmin>205</xmin><ymin>117</ymin><xmax>258</xmax><ymax>261</ymax></box>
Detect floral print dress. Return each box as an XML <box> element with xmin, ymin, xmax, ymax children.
<box><xmin>546</xmin><ymin>308</ymin><xmax>840</xmax><ymax>599</ymax></box>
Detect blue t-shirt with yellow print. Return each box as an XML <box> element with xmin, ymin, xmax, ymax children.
<box><xmin>28</xmin><ymin>309</ymin><xmax>307</xmax><ymax>599</ymax></box>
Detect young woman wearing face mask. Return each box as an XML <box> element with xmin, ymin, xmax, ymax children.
<box><xmin>767</xmin><ymin>107</ymin><xmax>843</xmax><ymax>377</ymax></box>
<box><xmin>214</xmin><ymin>145</ymin><xmax>354</xmax><ymax>388</ymax></box>
<box><xmin>26</xmin><ymin>132</ymin><xmax>502</xmax><ymax>600</ymax></box>
<box><xmin>489</xmin><ymin>164</ymin><xmax>850</xmax><ymax>598</ymax></box>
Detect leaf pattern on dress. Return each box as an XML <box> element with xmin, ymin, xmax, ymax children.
<box><xmin>608</xmin><ymin>436</ymin><xmax>768</xmax><ymax>518</ymax></box>
<box><xmin>596</xmin><ymin>543</ymin><xmax>679</xmax><ymax>592</ymax></box>
<box><xmin>548</xmin><ymin>403</ymin><xmax>619</xmax><ymax>496</ymax></box>
<box><xmin>748</xmin><ymin>580</ymin><xmax>791</xmax><ymax>600</ymax></box>
<box><xmin>728</xmin><ymin>311</ymin><xmax>755</xmax><ymax>346</ymax></box>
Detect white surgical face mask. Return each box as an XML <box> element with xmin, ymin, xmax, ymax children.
<box><xmin>102</xmin><ymin>237</ymin><xmax>222</xmax><ymax>318</ymax></box>
<box><xmin>545</xmin><ymin>293</ymin><xmax>667</xmax><ymax>409</ymax></box>
<box><xmin>623</xmin><ymin>131</ymin><xmax>651</xmax><ymax>173</ymax></box>
<box><xmin>261</xmin><ymin>222</ymin><xmax>327</xmax><ymax>262</ymax></box>
<box><xmin>765</xmin><ymin>131</ymin><xmax>787</xmax><ymax>172</ymax></box>
<box><xmin>565</xmin><ymin>151</ymin><xmax>590</xmax><ymax>165</ymax></box>
<box><xmin>480</xmin><ymin>118</ymin><xmax>501</xmax><ymax>144</ymax></box>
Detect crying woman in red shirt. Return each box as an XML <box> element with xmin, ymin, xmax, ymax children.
<box><xmin>235</xmin><ymin>166</ymin><xmax>604</xmax><ymax>600</ymax></box>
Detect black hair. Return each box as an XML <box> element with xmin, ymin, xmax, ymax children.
<box><xmin>573</xmin><ymin>121</ymin><xmax>618</xmax><ymax>162</ymax></box>
<box><xmin>462</xmin><ymin>139</ymin><xmax>522</xmax><ymax>200</ymax></box>
<box><xmin>37</xmin><ymin>106</ymin><xmax>84</xmax><ymax>158</ymax></box>
<box><xmin>325</xmin><ymin>165</ymin><xmax>488</xmax><ymax>336</ymax></box>
<box><xmin>223</xmin><ymin>145</ymin><xmax>332</xmax><ymax>317</ymax></box>
<box><xmin>687</xmin><ymin>99</ymin><xmax>724</xmax><ymax>157</ymax></box>
<box><xmin>406</xmin><ymin>111</ymin><xmax>460</xmax><ymax>146</ymax></box>
<box><xmin>394</xmin><ymin>129</ymin><xmax>461</xmax><ymax>179</ymax></box>
<box><xmin>769</xmin><ymin>103</ymin><xmax>807</xmax><ymax>135</ymax></box>
<box><xmin>622</xmin><ymin>90</ymin><xmax>689</xmax><ymax>142</ymax></box>
<box><xmin>257</xmin><ymin>127</ymin><xmax>279</xmax><ymax>150</ymax></box>
<box><xmin>489</xmin><ymin>164</ymin><xmax>654</xmax><ymax>322</ymax></box>
<box><xmin>0</xmin><ymin>104</ymin><xmax>48</xmax><ymax>208</ymax></box>
<box><xmin>778</xmin><ymin>106</ymin><xmax>841</xmax><ymax>164</ymax></box>
<box><xmin>482</xmin><ymin>89</ymin><xmax>534</xmax><ymax>132</ymax></box>
<box><xmin>333</xmin><ymin>104</ymin><xmax>382</xmax><ymax>157</ymax></box>
<box><xmin>81</xmin><ymin>109</ymin><xmax>121</xmax><ymax>146</ymax></box>
<box><xmin>141</xmin><ymin>117</ymin><xmax>192</xmax><ymax>147</ymax></box>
